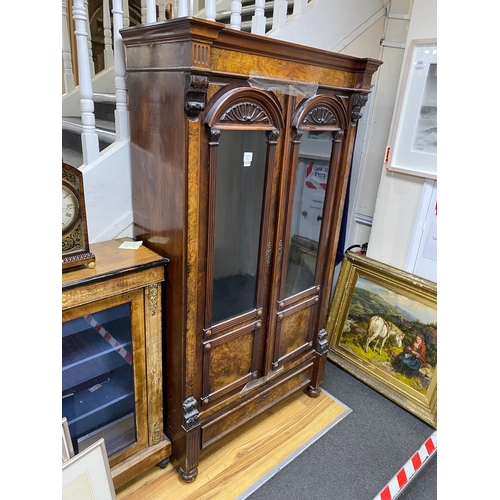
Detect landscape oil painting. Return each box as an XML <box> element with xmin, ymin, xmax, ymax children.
<box><xmin>326</xmin><ymin>252</ymin><xmax>437</xmax><ymax>428</ymax></box>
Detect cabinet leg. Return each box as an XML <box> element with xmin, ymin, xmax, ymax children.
<box><xmin>178</xmin><ymin>464</ymin><xmax>199</xmax><ymax>483</ymax></box>
<box><xmin>177</xmin><ymin>426</ymin><xmax>200</xmax><ymax>482</ymax></box>
<box><xmin>156</xmin><ymin>456</ymin><xmax>171</xmax><ymax>469</ymax></box>
<box><xmin>307</xmin><ymin>329</ymin><xmax>328</xmax><ymax>398</ymax></box>
<box><xmin>177</xmin><ymin>396</ymin><xmax>201</xmax><ymax>483</ymax></box>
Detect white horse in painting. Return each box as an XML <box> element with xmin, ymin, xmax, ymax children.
<box><xmin>364</xmin><ymin>316</ymin><xmax>405</xmax><ymax>354</ymax></box>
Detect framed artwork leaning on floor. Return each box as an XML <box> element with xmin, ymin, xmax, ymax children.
<box><xmin>62</xmin><ymin>438</ymin><xmax>116</xmax><ymax>500</ymax></box>
<box><xmin>326</xmin><ymin>252</ymin><xmax>437</xmax><ymax>428</ymax></box>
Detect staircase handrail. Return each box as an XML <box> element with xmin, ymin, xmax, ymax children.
<box><xmin>62</xmin><ymin>1</ymin><xmax>313</xmax><ymax>168</ymax></box>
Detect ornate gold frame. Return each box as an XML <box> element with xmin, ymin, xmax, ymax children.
<box><xmin>326</xmin><ymin>252</ymin><xmax>437</xmax><ymax>428</ymax></box>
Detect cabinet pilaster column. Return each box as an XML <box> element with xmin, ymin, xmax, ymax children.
<box><xmin>178</xmin><ymin>396</ymin><xmax>200</xmax><ymax>483</ymax></box>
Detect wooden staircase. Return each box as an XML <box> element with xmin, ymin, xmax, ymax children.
<box><xmin>61</xmin><ymin>1</ymin><xmax>303</xmax><ymax>171</ymax></box>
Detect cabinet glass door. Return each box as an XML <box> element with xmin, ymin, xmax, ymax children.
<box><xmin>62</xmin><ymin>302</ymin><xmax>136</xmax><ymax>457</ymax></box>
<box><xmin>269</xmin><ymin>124</ymin><xmax>339</xmax><ymax>369</ymax></box>
<box><xmin>211</xmin><ymin>129</ymin><xmax>268</xmax><ymax>324</ymax></box>
<box><xmin>285</xmin><ymin>131</ymin><xmax>333</xmax><ymax>297</ymax></box>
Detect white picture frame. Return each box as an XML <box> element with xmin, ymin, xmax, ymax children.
<box><xmin>62</xmin><ymin>417</ymin><xmax>75</xmax><ymax>464</ymax></box>
<box><xmin>387</xmin><ymin>39</ymin><xmax>437</xmax><ymax>179</ymax></box>
<box><xmin>62</xmin><ymin>438</ymin><xmax>116</xmax><ymax>500</ymax></box>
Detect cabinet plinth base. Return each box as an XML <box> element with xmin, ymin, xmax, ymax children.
<box><xmin>111</xmin><ymin>437</ymin><xmax>171</xmax><ymax>489</ymax></box>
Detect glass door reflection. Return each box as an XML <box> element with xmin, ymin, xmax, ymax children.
<box><xmin>285</xmin><ymin>131</ymin><xmax>333</xmax><ymax>298</ymax></box>
<box><xmin>211</xmin><ymin>130</ymin><xmax>268</xmax><ymax>324</ymax></box>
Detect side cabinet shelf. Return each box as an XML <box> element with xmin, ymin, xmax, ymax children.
<box><xmin>62</xmin><ymin>239</ymin><xmax>171</xmax><ymax>489</ymax></box>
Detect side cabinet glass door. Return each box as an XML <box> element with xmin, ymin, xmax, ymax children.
<box><xmin>62</xmin><ymin>291</ymin><xmax>147</xmax><ymax>461</ymax></box>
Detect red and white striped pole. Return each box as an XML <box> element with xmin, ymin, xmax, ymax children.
<box><xmin>84</xmin><ymin>314</ymin><xmax>132</xmax><ymax>365</ymax></box>
<box><xmin>373</xmin><ymin>431</ymin><xmax>437</xmax><ymax>500</ymax></box>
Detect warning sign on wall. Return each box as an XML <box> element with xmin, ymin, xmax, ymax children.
<box><xmin>305</xmin><ymin>162</ymin><xmax>328</xmax><ymax>191</ymax></box>
<box><xmin>298</xmin><ymin>160</ymin><xmax>330</xmax><ymax>240</ymax></box>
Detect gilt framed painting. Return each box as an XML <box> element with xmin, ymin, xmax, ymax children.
<box><xmin>326</xmin><ymin>252</ymin><xmax>437</xmax><ymax>428</ymax></box>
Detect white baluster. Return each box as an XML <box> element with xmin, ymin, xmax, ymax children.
<box><xmin>173</xmin><ymin>1</ymin><xmax>179</xmax><ymax>18</ymax></box>
<box><xmin>62</xmin><ymin>0</ymin><xmax>75</xmax><ymax>93</ymax></box>
<box><xmin>72</xmin><ymin>0</ymin><xmax>100</xmax><ymax>165</ymax></box>
<box><xmin>141</xmin><ymin>0</ymin><xmax>147</xmax><ymax>23</ymax></box>
<box><xmin>272</xmin><ymin>0</ymin><xmax>288</xmax><ymax>30</ymax></box>
<box><xmin>103</xmin><ymin>0</ymin><xmax>114</xmax><ymax>68</ymax></box>
<box><xmin>178</xmin><ymin>0</ymin><xmax>189</xmax><ymax>17</ymax></box>
<box><xmin>205</xmin><ymin>0</ymin><xmax>216</xmax><ymax>21</ymax></box>
<box><xmin>112</xmin><ymin>0</ymin><xmax>129</xmax><ymax>141</ymax></box>
<box><xmin>84</xmin><ymin>0</ymin><xmax>95</xmax><ymax>77</ymax></box>
<box><xmin>147</xmin><ymin>0</ymin><xmax>156</xmax><ymax>22</ymax></box>
<box><xmin>123</xmin><ymin>0</ymin><xmax>130</xmax><ymax>28</ymax></box>
<box><xmin>252</xmin><ymin>0</ymin><xmax>266</xmax><ymax>35</ymax></box>
<box><xmin>158</xmin><ymin>0</ymin><xmax>167</xmax><ymax>21</ymax></box>
<box><xmin>293</xmin><ymin>0</ymin><xmax>308</xmax><ymax>15</ymax></box>
<box><xmin>229</xmin><ymin>1</ymin><xmax>242</xmax><ymax>30</ymax></box>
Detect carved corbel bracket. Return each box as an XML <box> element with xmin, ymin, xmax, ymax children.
<box><xmin>185</xmin><ymin>74</ymin><xmax>209</xmax><ymax>117</ymax></box>
<box><xmin>316</xmin><ymin>328</ymin><xmax>329</xmax><ymax>355</ymax></box>
<box><xmin>267</xmin><ymin>129</ymin><xmax>280</xmax><ymax>144</ymax></box>
<box><xmin>182</xmin><ymin>396</ymin><xmax>200</xmax><ymax>430</ymax></box>
<box><xmin>351</xmin><ymin>93</ymin><xmax>368</xmax><ymax>125</ymax></box>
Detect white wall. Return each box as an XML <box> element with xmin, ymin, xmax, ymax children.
<box><xmin>80</xmin><ymin>140</ymin><xmax>133</xmax><ymax>242</ymax></box>
<box><xmin>337</xmin><ymin>0</ymin><xmax>413</xmax><ymax>253</ymax></box>
<box><xmin>364</xmin><ymin>0</ymin><xmax>437</xmax><ymax>278</ymax></box>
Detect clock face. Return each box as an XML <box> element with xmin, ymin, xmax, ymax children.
<box><xmin>62</xmin><ymin>184</ymin><xmax>79</xmax><ymax>233</ymax></box>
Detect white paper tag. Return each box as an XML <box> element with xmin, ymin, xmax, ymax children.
<box><xmin>119</xmin><ymin>241</ymin><xmax>143</xmax><ymax>250</ymax></box>
<box><xmin>243</xmin><ymin>152</ymin><xmax>253</xmax><ymax>167</ymax></box>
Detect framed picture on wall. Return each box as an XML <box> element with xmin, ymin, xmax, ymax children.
<box><xmin>326</xmin><ymin>252</ymin><xmax>437</xmax><ymax>428</ymax></box>
<box><xmin>387</xmin><ymin>39</ymin><xmax>437</xmax><ymax>179</ymax></box>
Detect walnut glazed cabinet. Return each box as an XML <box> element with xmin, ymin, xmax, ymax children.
<box><xmin>62</xmin><ymin>239</ymin><xmax>171</xmax><ymax>488</ymax></box>
<box><xmin>121</xmin><ymin>17</ymin><xmax>381</xmax><ymax>482</ymax></box>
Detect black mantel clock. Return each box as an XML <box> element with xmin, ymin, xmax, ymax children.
<box><xmin>62</xmin><ymin>162</ymin><xmax>96</xmax><ymax>270</ymax></box>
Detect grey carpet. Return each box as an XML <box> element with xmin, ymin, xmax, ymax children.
<box><xmin>245</xmin><ymin>360</ymin><xmax>437</xmax><ymax>500</ymax></box>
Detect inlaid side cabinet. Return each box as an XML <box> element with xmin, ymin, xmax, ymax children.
<box><xmin>121</xmin><ymin>18</ymin><xmax>382</xmax><ymax>482</ymax></box>
<box><xmin>62</xmin><ymin>239</ymin><xmax>171</xmax><ymax>489</ymax></box>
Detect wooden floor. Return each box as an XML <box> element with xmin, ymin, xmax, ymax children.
<box><xmin>116</xmin><ymin>389</ymin><xmax>350</xmax><ymax>500</ymax></box>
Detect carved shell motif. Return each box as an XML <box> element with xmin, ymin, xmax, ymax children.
<box><xmin>302</xmin><ymin>107</ymin><xmax>337</xmax><ymax>126</ymax></box>
<box><xmin>220</xmin><ymin>102</ymin><xmax>269</xmax><ymax>123</ymax></box>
